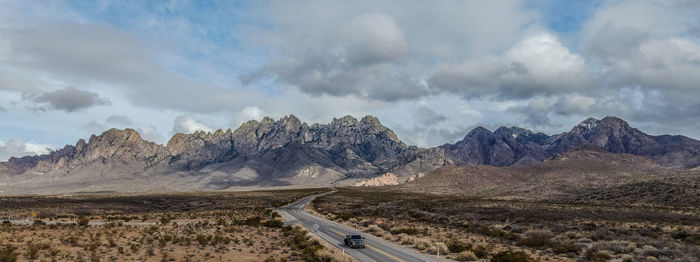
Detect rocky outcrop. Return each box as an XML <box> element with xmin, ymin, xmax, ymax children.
<box><xmin>167</xmin><ymin>129</ymin><xmax>237</xmax><ymax>170</ymax></box>
<box><xmin>355</xmin><ymin>172</ymin><xmax>399</xmax><ymax>187</ymax></box>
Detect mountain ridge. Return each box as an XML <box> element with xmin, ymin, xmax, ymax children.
<box><xmin>1</xmin><ymin>115</ymin><xmax>699</xmax><ymax>194</ymax></box>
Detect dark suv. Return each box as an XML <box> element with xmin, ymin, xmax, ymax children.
<box><xmin>344</xmin><ymin>234</ymin><xmax>366</xmax><ymax>248</ymax></box>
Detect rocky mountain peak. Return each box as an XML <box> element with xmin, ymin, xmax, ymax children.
<box><xmin>332</xmin><ymin>115</ymin><xmax>359</xmax><ymax>127</ymax></box>
<box><xmin>494</xmin><ymin>126</ymin><xmax>513</xmax><ymax>137</ymax></box>
<box><xmin>510</xmin><ymin>126</ymin><xmax>534</xmax><ymax>137</ymax></box>
<box><xmin>280</xmin><ymin>114</ymin><xmax>302</xmax><ymax>132</ymax></box>
<box><xmin>466</xmin><ymin>126</ymin><xmax>492</xmax><ymax>138</ymax></box>
<box><xmin>360</xmin><ymin>115</ymin><xmax>381</xmax><ymax>126</ymax></box>
<box><xmin>577</xmin><ymin>117</ymin><xmax>600</xmax><ymax>132</ymax></box>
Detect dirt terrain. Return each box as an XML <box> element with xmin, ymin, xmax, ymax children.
<box><xmin>311</xmin><ymin>188</ymin><xmax>700</xmax><ymax>261</ymax></box>
<box><xmin>0</xmin><ymin>189</ymin><xmax>355</xmax><ymax>262</ymax></box>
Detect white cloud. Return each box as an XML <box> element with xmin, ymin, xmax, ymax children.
<box><xmin>241</xmin><ymin>106</ymin><xmax>264</xmax><ymax>122</ymax></box>
<box><xmin>430</xmin><ymin>33</ymin><xmax>589</xmax><ymax>98</ymax></box>
<box><xmin>171</xmin><ymin>115</ymin><xmax>213</xmax><ymax>134</ymax></box>
<box><xmin>0</xmin><ymin>138</ymin><xmax>53</xmax><ymax>161</ymax></box>
<box><xmin>135</xmin><ymin>125</ymin><xmax>166</xmax><ymax>144</ymax></box>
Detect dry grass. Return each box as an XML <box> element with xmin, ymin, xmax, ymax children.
<box><xmin>0</xmin><ymin>189</ymin><xmax>329</xmax><ymax>262</ymax></box>
<box><xmin>311</xmin><ymin>187</ymin><xmax>700</xmax><ymax>261</ymax></box>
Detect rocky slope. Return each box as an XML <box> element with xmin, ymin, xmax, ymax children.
<box><xmin>442</xmin><ymin>116</ymin><xmax>700</xmax><ymax>168</ymax></box>
<box><xmin>1</xmin><ymin>115</ymin><xmax>699</xmax><ymax>194</ymax></box>
<box><xmin>355</xmin><ymin>172</ymin><xmax>399</xmax><ymax>187</ymax></box>
<box><xmin>401</xmin><ymin>146</ymin><xmax>700</xmax><ymax>207</ymax></box>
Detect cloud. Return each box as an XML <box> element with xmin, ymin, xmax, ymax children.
<box><xmin>0</xmin><ymin>138</ymin><xmax>53</xmax><ymax>161</ymax></box>
<box><xmin>340</xmin><ymin>13</ymin><xmax>408</xmax><ymax>66</ymax></box>
<box><xmin>414</xmin><ymin>105</ymin><xmax>447</xmax><ymax>126</ymax></box>
<box><xmin>241</xmin><ymin>106</ymin><xmax>264</xmax><ymax>121</ymax></box>
<box><xmin>241</xmin><ymin>1</ymin><xmax>541</xmax><ymax>102</ymax></box>
<box><xmin>31</xmin><ymin>87</ymin><xmax>110</xmax><ymax>112</ymax></box>
<box><xmin>574</xmin><ymin>0</ymin><xmax>700</xmax><ymax>132</ymax></box>
<box><xmin>135</xmin><ymin>125</ymin><xmax>166</xmax><ymax>144</ymax></box>
<box><xmin>243</xmin><ymin>13</ymin><xmax>428</xmax><ymax>101</ymax></box>
<box><xmin>505</xmin><ymin>94</ymin><xmax>600</xmax><ymax>126</ymax></box>
<box><xmin>171</xmin><ymin>115</ymin><xmax>212</xmax><ymax>134</ymax></box>
<box><xmin>106</xmin><ymin>115</ymin><xmax>133</xmax><ymax>126</ymax></box>
<box><xmin>429</xmin><ymin>33</ymin><xmax>589</xmax><ymax>99</ymax></box>
<box><xmin>2</xmin><ymin>19</ymin><xmax>263</xmax><ymax>113</ymax></box>
<box><xmin>84</xmin><ymin>120</ymin><xmax>108</xmax><ymax>135</ymax></box>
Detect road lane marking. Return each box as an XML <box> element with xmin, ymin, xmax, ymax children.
<box><xmin>366</xmin><ymin>244</ymin><xmax>406</xmax><ymax>262</ymax></box>
<box><xmin>328</xmin><ymin>228</ymin><xmax>346</xmax><ymax>237</ymax></box>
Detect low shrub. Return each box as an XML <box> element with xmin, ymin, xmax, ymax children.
<box><xmin>262</xmin><ymin>220</ymin><xmax>284</xmax><ymax>228</ymax></box>
<box><xmin>518</xmin><ymin>229</ymin><xmax>553</xmax><ymax>248</ymax></box>
<box><xmin>584</xmin><ymin>248</ymin><xmax>612</xmax><ymax>262</ymax></box>
<box><xmin>447</xmin><ymin>239</ymin><xmax>472</xmax><ymax>253</ymax></box>
<box><xmin>455</xmin><ymin>250</ymin><xmax>478</xmax><ymax>261</ymax></box>
<box><xmin>0</xmin><ymin>244</ymin><xmax>18</xmax><ymax>262</ymax></box>
<box><xmin>77</xmin><ymin>216</ymin><xmax>90</xmax><ymax>227</ymax></box>
<box><xmin>411</xmin><ymin>237</ymin><xmax>432</xmax><ymax>251</ymax></box>
<box><xmin>490</xmin><ymin>250</ymin><xmax>534</xmax><ymax>262</ymax></box>
<box><xmin>473</xmin><ymin>245</ymin><xmax>490</xmax><ymax>259</ymax></box>
<box><xmin>392</xmin><ymin>227</ymin><xmax>418</xmax><ymax>235</ymax></box>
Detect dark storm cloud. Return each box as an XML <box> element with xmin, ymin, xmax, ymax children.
<box><xmin>32</xmin><ymin>87</ymin><xmax>110</xmax><ymax>112</ymax></box>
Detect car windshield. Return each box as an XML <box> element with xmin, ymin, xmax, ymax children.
<box><xmin>351</xmin><ymin>235</ymin><xmax>363</xmax><ymax>239</ymax></box>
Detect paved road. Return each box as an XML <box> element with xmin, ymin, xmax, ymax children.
<box><xmin>276</xmin><ymin>192</ymin><xmax>444</xmax><ymax>262</ymax></box>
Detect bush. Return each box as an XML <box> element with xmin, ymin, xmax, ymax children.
<box><xmin>410</xmin><ymin>237</ymin><xmax>431</xmax><ymax>251</ymax></box>
<box><xmin>159</xmin><ymin>215</ymin><xmax>171</xmax><ymax>225</ymax></box>
<box><xmin>447</xmin><ymin>239</ymin><xmax>472</xmax><ymax>253</ymax></box>
<box><xmin>262</xmin><ymin>220</ymin><xmax>284</xmax><ymax>228</ymax></box>
<box><xmin>584</xmin><ymin>249</ymin><xmax>612</xmax><ymax>262</ymax></box>
<box><xmin>518</xmin><ymin>229</ymin><xmax>553</xmax><ymax>248</ymax></box>
<box><xmin>490</xmin><ymin>251</ymin><xmax>534</xmax><ymax>262</ymax></box>
<box><xmin>473</xmin><ymin>245</ymin><xmax>490</xmax><ymax>259</ymax></box>
<box><xmin>592</xmin><ymin>240</ymin><xmax>635</xmax><ymax>254</ymax></box>
<box><xmin>77</xmin><ymin>216</ymin><xmax>90</xmax><ymax>227</ymax></box>
<box><xmin>243</xmin><ymin>217</ymin><xmax>261</xmax><ymax>227</ymax></box>
<box><xmin>32</xmin><ymin>220</ymin><xmax>45</xmax><ymax>226</ymax></box>
<box><xmin>551</xmin><ymin>239</ymin><xmax>580</xmax><ymax>255</ymax></box>
<box><xmin>428</xmin><ymin>242</ymin><xmax>448</xmax><ymax>255</ymax></box>
<box><xmin>0</xmin><ymin>244</ymin><xmax>18</xmax><ymax>262</ymax></box>
<box><xmin>455</xmin><ymin>250</ymin><xmax>478</xmax><ymax>261</ymax></box>
<box><xmin>392</xmin><ymin>227</ymin><xmax>418</xmax><ymax>235</ymax></box>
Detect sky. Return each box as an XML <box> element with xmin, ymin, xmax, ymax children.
<box><xmin>1</xmin><ymin>0</ymin><xmax>700</xmax><ymax>160</ymax></box>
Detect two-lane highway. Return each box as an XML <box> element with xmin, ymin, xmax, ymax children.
<box><xmin>276</xmin><ymin>191</ymin><xmax>442</xmax><ymax>262</ymax></box>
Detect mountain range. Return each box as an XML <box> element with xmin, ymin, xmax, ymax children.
<box><xmin>1</xmin><ymin>115</ymin><xmax>699</xmax><ymax>194</ymax></box>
